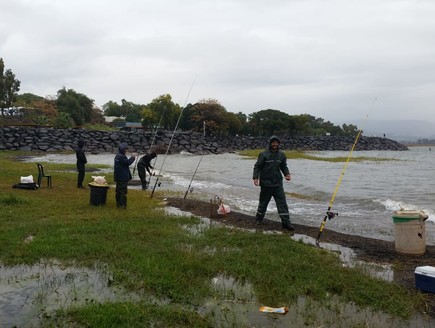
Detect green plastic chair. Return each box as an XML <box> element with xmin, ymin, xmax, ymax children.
<box><xmin>37</xmin><ymin>163</ymin><xmax>52</xmax><ymax>188</ymax></box>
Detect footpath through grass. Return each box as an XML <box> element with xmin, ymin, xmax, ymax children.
<box><xmin>0</xmin><ymin>151</ymin><xmax>427</xmax><ymax>327</ymax></box>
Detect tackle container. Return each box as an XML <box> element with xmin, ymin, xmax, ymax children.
<box><xmin>415</xmin><ymin>266</ymin><xmax>435</xmax><ymax>294</ymax></box>
<box><xmin>89</xmin><ymin>183</ymin><xmax>109</xmax><ymax>206</ymax></box>
<box><xmin>392</xmin><ymin>210</ymin><xmax>428</xmax><ymax>255</ymax></box>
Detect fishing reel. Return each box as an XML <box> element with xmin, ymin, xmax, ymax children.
<box><xmin>326</xmin><ymin>211</ymin><xmax>338</xmax><ymax>220</ymax></box>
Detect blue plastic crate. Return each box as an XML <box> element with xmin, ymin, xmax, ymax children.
<box><xmin>415</xmin><ymin>266</ymin><xmax>435</xmax><ymax>294</ymax></box>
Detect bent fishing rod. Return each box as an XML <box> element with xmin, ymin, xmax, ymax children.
<box><xmin>315</xmin><ymin>99</ymin><xmax>376</xmax><ymax>247</ymax></box>
<box><xmin>150</xmin><ymin>78</ymin><xmax>196</xmax><ymax>198</ymax></box>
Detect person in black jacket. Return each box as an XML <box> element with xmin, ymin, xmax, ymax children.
<box><xmin>252</xmin><ymin>136</ymin><xmax>295</xmax><ymax>231</ymax></box>
<box><xmin>114</xmin><ymin>142</ymin><xmax>136</xmax><ymax>208</ymax></box>
<box><xmin>76</xmin><ymin>139</ymin><xmax>87</xmax><ymax>189</ymax></box>
<box><xmin>137</xmin><ymin>152</ymin><xmax>157</xmax><ymax>190</ymax></box>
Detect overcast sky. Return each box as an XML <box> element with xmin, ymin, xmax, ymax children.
<box><xmin>1</xmin><ymin>0</ymin><xmax>434</xmax><ymax>125</ymax></box>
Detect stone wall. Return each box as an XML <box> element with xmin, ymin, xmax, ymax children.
<box><xmin>0</xmin><ymin>126</ymin><xmax>408</xmax><ymax>154</ymax></box>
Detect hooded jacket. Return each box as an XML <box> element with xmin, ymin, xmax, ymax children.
<box><xmin>138</xmin><ymin>152</ymin><xmax>157</xmax><ymax>175</ymax></box>
<box><xmin>252</xmin><ymin>136</ymin><xmax>290</xmax><ymax>187</ymax></box>
<box><xmin>76</xmin><ymin>140</ymin><xmax>87</xmax><ymax>165</ymax></box>
<box><xmin>114</xmin><ymin>142</ymin><xmax>135</xmax><ymax>182</ymax></box>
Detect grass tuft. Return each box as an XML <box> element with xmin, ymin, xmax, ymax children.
<box><xmin>0</xmin><ymin>193</ymin><xmax>28</xmax><ymax>205</ymax></box>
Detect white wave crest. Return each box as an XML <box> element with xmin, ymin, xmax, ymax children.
<box><xmin>374</xmin><ymin>199</ymin><xmax>435</xmax><ymax>223</ymax></box>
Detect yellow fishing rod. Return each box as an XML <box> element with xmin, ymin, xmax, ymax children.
<box><xmin>315</xmin><ymin>99</ymin><xmax>376</xmax><ymax>247</ymax></box>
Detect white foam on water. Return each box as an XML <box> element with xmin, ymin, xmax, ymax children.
<box><xmin>375</xmin><ymin>199</ymin><xmax>435</xmax><ymax>223</ymax></box>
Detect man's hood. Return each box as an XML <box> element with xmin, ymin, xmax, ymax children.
<box><xmin>119</xmin><ymin>142</ymin><xmax>129</xmax><ymax>152</ymax></box>
<box><xmin>269</xmin><ymin>135</ymin><xmax>280</xmax><ymax>145</ymax></box>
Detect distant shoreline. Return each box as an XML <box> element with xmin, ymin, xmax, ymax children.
<box><xmin>403</xmin><ymin>143</ymin><xmax>435</xmax><ymax>147</ymax></box>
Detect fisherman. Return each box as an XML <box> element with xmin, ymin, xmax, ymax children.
<box><xmin>76</xmin><ymin>139</ymin><xmax>87</xmax><ymax>189</ymax></box>
<box><xmin>253</xmin><ymin>135</ymin><xmax>295</xmax><ymax>231</ymax></box>
<box><xmin>137</xmin><ymin>152</ymin><xmax>157</xmax><ymax>190</ymax></box>
<box><xmin>114</xmin><ymin>142</ymin><xmax>136</xmax><ymax>208</ymax></box>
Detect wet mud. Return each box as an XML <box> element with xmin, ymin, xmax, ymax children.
<box><xmin>166</xmin><ymin>197</ymin><xmax>435</xmax><ymax>318</ymax></box>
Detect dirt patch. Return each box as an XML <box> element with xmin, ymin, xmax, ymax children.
<box><xmin>166</xmin><ymin>197</ymin><xmax>435</xmax><ymax>317</ymax></box>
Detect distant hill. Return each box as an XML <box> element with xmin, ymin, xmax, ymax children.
<box><xmin>344</xmin><ymin>120</ymin><xmax>435</xmax><ymax>142</ymax></box>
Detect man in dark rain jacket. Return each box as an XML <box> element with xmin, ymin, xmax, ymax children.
<box><xmin>76</xmin><ymin>139</ymin><xmax>87</xmax><ymax>189</ymax></box>
<box><xmin>137</xmin><ymin>152</ymin><xmax>157</xmax><ymax>190</ymax></box>
<box><xmin>114</xmin><ymin>142</ymin><xmax>136</xmax><ymax>208</ymax></box>
<box><xmin>253</xmin><ymin>136</ymin><xmax>295</xmax><ymax>231</ymax></box>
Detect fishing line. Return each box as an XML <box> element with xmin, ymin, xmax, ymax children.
<box><xmin>150</xmin><ymin>78</ymin><xmax>196</xmax><ymax>198</ymax></box>
<box><xmin>183</xmin><ymin>156</ymin><xmax>204</xmax><ymax>200</ymax></box>
<box><xmin>146</xmin><ymin>106</ymin><xmax>167</xmax><ymax>186</ymax></box>
<box><xmin>315</xmin><ymin>98</ymin><xmax>377</xmax><ymax>247</ymax></box>
<box><xmin>183</xmin><ymin>136</ymin><xmax>216</xmax><ymax>201</ymax></box>
<box><xmin>133</xmin><ymin>106</ymin><xmax>167</xmax><ymax>178</ymax></box>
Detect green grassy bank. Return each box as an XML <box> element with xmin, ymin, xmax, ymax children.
<box><xmin>0</xmin><ymin>151</ymin><xmax>427</xmax><ymax>327</ymax></box>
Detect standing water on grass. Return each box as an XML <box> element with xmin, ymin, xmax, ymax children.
<box><xmin>29</xmin><ymin>146</ymin><xmax>435</xmax><ymax>245</ymax></box>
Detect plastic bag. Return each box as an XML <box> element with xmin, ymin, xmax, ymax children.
<box><xmin>91</xmin><ymin>176</ymin><xmax>107</xmax><ymax>185</ymax></box>
<box><xmin>20</xmin><ymin>175</ymin><xmax>34</xmax><ymax>183</ymax></box>
<box><xmin>259</xmin><ymin>306</ymin><xmax>288</xmax><ymax>314</ymax></box>
<box><xmin>217</xmin><ymin>204</ymin><xmax>230</xmax><ymax>215</ymax></box>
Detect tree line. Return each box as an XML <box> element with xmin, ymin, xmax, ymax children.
<box><xmin>1</xmin><ymin>57</ymin><xmax>359</xmax><ymax>136</ymax></box>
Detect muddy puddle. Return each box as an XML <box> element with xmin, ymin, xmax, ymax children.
<box><xmin>0</xmin><ymin>260</ymin><xmax>141</xmax><ymax>327</ymax></box>
<box><xmin>291</xmin><ymin>234</ymin><xmax>395</xmax><ymax>281</ymax></box>
<box><xmin>201</xmin><ymin>274</ymin><xmax>434</xmax><ymax>327</ymax></box>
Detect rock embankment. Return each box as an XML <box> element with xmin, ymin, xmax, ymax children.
<box><xmin>0</xmin><ymin>126</ymin><xmax>408</xmax><ymax>154</ymax></box>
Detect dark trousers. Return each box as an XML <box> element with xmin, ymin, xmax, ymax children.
<box><xmin>77</xmin><ymin>163</ymin><xmax>85</xmax><ymax>188</ymax></box>
<box><xmin>115</xmin><ymin>181</ymin><xmax>128</xmax><ymax>208</ymax></box>
<box><xmin>137</xmin><ymin>163</ymin><xmax>147</xmax><ymax>190</ymax></box>
<box><xmin>256</xmin><ymin>185</ymin><xmax>290</xmax><ymax>225</ymax></box>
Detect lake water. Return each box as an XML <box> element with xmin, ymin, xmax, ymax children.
<box><xmin>29</xmin><ymin>146</ymin><xmax>435</xmax><ymax>245</ymax></box>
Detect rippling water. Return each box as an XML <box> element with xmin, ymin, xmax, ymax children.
<box><xmin>29</xmin><ymin>146</ymin><xmax>435</xmax><ymax>245</ymax></box>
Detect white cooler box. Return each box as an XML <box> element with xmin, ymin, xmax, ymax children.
<box><xmin>415</xmin><ymin>266</ymin><xmax>435</xmax><ymax>293</ymax></box>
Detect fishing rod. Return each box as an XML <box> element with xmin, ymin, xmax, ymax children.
<box><xmin>150</xmin><ymin>78</ymin><xmax>196</xmax><ymax>198</ymax></box>
<box><xmin>132</xmin><ymin>106</ymin><xmax>167</xmax><ymax>178</ymax></box>
<box><xmin>132</xmin><ymin>149</ymin><xmax>142</xmax><ymax>177</ymax></box>
<box><xmin>315</xmin><ymin>99</ymin><xmax>376</xmax><ymax>247</ymax></box>
<box><xmin>146</xmin><ymin>106</ymin><xmax>167</xmax><ymax>187</ymax></box>
<box><xmin>183</xmin><ymin>136</ymin><xmax>216</xmax><ymax>201</ymax></box>
<box><xmin>183</xmin><ymin>156</ymin><xmax>203</xmax><ymax>200</ymax></box>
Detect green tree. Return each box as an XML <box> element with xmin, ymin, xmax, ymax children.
<box><xmin>342</xmin><ymin>123</ymin><xmax>359</xmax><ymax>137</ymax></box>
<box><xmin>14</xmin><ymin>92</ymin><xmax>44</xmax><ymax>106</ymax></box>
<box><xmin>102</xmin><ymin>100</ymin><xmax>123</xmax><ymax>117</ymax></box>
<box><xmin>247</xmin><ymin>109</ymin><xmax>292</xmax><ymax>136</ymax></box>
<box><xmin>235</xmin><ymin>111</ymin><xmax>249</xmax><ymax>135</ymax></box>
<box><xmin>56</xmin><ymin>88</ymin><xmax>94</xmax><ymax>126</ymax></box>
<box><xmin>178</xmin><ymin>103</ymin><xmax>196</xmax><ymax>131</ymax></box>
<box><xmin>54</xmin><ymin>112</ymin><xmax>74</xmax><ymax>129</ymax></box>
<box><xmin>224</xmin><ymin>111</ymin><xmax>243</xmax><ymax>136</ymax></box>
<box><xmin>189</xmin><ymin>99</ymin><xmax>233</xmax><ymax>136</ymax></box>
<box><xmin>88</xmin><ymin>106</ymin><xmax>105</xmax><ymax>124</ymax></box>
<box><xmin>120</xmin><ymin>99</ymin><xmax>143</xmax><ymax>122</ymax></box>
<box><xmin>143</xmin><ymin>94</ymin><xmax>181</xmax><ymax>130</ymax></box>
<box><xmin>0</xmin><ymin>58</ymin><xmax>21</xmax><ymax>116</ymax></box>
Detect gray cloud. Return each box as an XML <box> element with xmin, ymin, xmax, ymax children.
<box><xmin>1</xmin><ymin>0</ymin><xmax>435</xmax><ymax>125</ymax></box>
